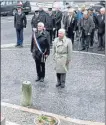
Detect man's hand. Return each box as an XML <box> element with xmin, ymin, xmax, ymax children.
<box><xmin>87</xmin><ymin>33</ymin><xmax>91</xmax><ymax>35</ymax></box>
<box><xmin>45</xmin><ymin>55</ymin><xmax>48</xmax><ymax>58</ymax></box>
<box><xmin>33</xmin><ymin>28</ymin><xmax>37</xmax><ymax>32</ymax></box>
<box><xmin>66</xmin><ymin>60</ymin><xmax>69</xmax><ymax>65</ymax></box>
<box><xmin>53</xmin><ymin>28</ymin><xmax>55</xmax><ymax>31</ymax></box>
<box><xmin>73</xmin><ymin>31</ymin><xmax>75</xmax><ymax>33</ymax></box>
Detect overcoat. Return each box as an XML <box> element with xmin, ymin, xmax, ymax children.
<box><xmin>53</xmin><ymin>36</ymin><xmax>72</xmax><ymax>73</ymax></box>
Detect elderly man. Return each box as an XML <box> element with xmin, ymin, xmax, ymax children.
<box><xmin>97</xmin><ymin>7</ymin><xmax>105</xmax><ymax>51</ymax></box>
<box><xmin>53</xmin><ymin>29</ymin><xmax>72</xmax><ymax>88</ymax></box>
<box><xmin>31</xmin><ymin>22</ymin><xmax>50</xmax><ymax>82</ymax></box>
<box><xmin>79</xmin><ymin>10</ymin><xmax>95</xmax><ymax>51</ymax></box>
<box><xmin>64</xmin><ymin>8</ymin><xmax>77</xmax><ymax>44</ymax></box>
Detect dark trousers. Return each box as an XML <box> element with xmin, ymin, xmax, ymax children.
<box><xmin>98</xmin><ymin>33</ymin><xmax>105</xmax><ymax>48</ymax></box>
<box><xmin>67</xmin><ymin>30</ymin><xmax>74</xmax><ymax>44</ymax></box>
<box><xmin>81</xmin><ymin>35</ymin><xmax>91</xmax><ymax>49</ymax></box>
<box><xmin>16</xmin><ymin>29</ymin><xmax>23</xmax><ymax>45</ymax></box>
<box><xmin>90</xmin><ymin>30</ymin><xmax>94</xmax><ymax>46</ymax></box>
<box><xmin>56</xmin><ymin>73</ymin><xmax>66</xmax><ymax>85</ymax></box>
<box><xmin>53</xmin><ymin>29</ymin><xmax>59</xmax><ymax>39</ymax></box>
<box><xmin>35</xmin><ymin>59</ymin><xmax>45</xmax><ymax>78</ymax></box>
<box><xmin>47</xmin><ymin>30</ymin><xmax>53</xmax><ymax>45</ymax></box>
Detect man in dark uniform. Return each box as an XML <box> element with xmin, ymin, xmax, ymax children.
<box><xmin>39</xmin><ymin>5</ymin><xmax>48</xmax><ymax>28</ymax></box>
<box><xmin>97</xmin><ymin>8</ymin><xmax>105</xmax><ymax>51</ymax></box>
<box><xmin>14</xmin><ymin>6</ymin><xmax>27</xmax><ymax>47</ymax></box>
<box><xmin>46</xmin><ymin>8</ymin><xmax>56</xmax><ymax>45</ymax></box>
<box><xmin>31</xmin><ymin>8</ymin><xmax>47</xmax><ymax>30</ymax></box>
<box><xmin>31</xmin><ymin>9</ymin><xmax>40</xmax><ymax>30</ymax></box>
<box><xmin>53</xmin><ymin>6</ymin><xmax>62</xmax><ymax>38</ymax></box>
<box><xmin>88</xmin><ymin>8</ymin><xmax>98</xmax><ymax>47</ymax></box>
<box><xmin>31</xmin><ymin>22</ymin><xmax>50</xmax><ymax>82</ymax></box>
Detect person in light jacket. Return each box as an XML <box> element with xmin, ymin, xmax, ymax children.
<box><xmin>53</xmin><ymin>29</ymin><xmax>72</xmax><ymax>88</ymax></box>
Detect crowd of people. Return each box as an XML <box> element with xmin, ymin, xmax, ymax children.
<box><xmin>14</xmin><ymin>4</ymin><xmax>105</xmax><ymax>51</ymax></box>
<box><xmin>13</xmin><ymin>4</ymin><xmax>105</xmax><ymax>88</ymax></box>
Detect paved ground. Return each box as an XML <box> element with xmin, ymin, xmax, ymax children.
<box><xmin>1</xmin><ymin>47</ymin><xmax>105</xmax><ymax>123</ymax></box>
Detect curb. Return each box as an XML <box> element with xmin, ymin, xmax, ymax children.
<box><xmin>6</xmin><ymin>121</ymin><xmax>20</xmax><ymax>125</ymax></box>
<box><xmin>1</xmin><ymin>102</ymin><xmax>105</xmax><ymax>125</ymax></box>
<box><xmin>1</xmin><ymin>43</ymin><xmax>105</xmax><ymax>56</ymax></box>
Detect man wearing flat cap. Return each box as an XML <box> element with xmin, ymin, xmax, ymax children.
<box><xmin>46</xmin><ymin>8</ymin><xmax>56</xmax><ymax>45</ymax></box>
<box><xmin>31</xmin><ymin>8</ymin><xmax>40</xmax><ymax>30</ymax></box>
<box><xmin>79</xmin><ymin>10</ymin><xmax>95</xmax><ymax>51</ymax></box>
<box><xmin>14</xmin><ymin>6</ymin><xmax>27</xmax><ymax>47</ymax></box>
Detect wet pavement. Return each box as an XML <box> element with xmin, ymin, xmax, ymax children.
<box><xmin>1</xmin><ymin>47</ymin><xmax>105</xmax><ymax>123</ymax></box>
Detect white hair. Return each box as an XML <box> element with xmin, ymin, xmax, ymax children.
<box><xmin>37</xmin><ymin>22</ymin><xmax>44</xmax><ymax>27</ymax></box>
<box><xmin>100</xmin><ymin>7</ymin><xmax>105</xmax><ymax>11</ymax></box>
<box><xmin>83</xmin><ymin>10</ymin><xmax>88</xmax><ymax>15</ymax></box>
<box><xmin>58</xmin><ymin>29</ymin><xmax>66</xmax><ymax>34</ymax></box>
<box><xmin>68</xmin><ymin>8</ymin><xmax>74</xmax><ymax>13</ymax></box>
<box><xmin>78</xmin><ymin>8</ymin><xmax>81</xmax><ymax>11</ymax></box>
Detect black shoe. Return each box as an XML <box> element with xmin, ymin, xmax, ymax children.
<box><xmin>80</xmin><ymin>48</ymin><xmax>85</xmax><ymax>51</ymax></box>
<box><xmin>35</xmin><ymin>77</ymin><xmax>41</xmax><ymax>82</ymax></box>
<box><xmin>40</xmin><ymin>78</ymin><xmax>44</xmax><ymax>82</ymax></box>
<box><xmin>15</xmin><ymin>44</ymin><xmax>20</xmax><ymax>47</ymax></box>
<box><xmin>86</xmin><ymin>48</ymin><xmax>88</xmax><ymax>52</ymax></box>
<box><xmin>56</xmin><ymin>83</ymin><xmax>61</xmax><ymax>87</ymax></box>
<box><xmin>102</xmin><ymin>48</ymin><xmax>105</xmax><ymax>51</ymax></box>
<box><xmin>61</xmin><ymin>84</ymin><xmax>65</xmax><ymax>88</ymax></box>
<box><xmin>98</xmin><ymin>48</ymin><xmax>102</xmax><ymax>51</ymax></box>
<box><xmin>19</xmin><ymin>45</ymin><xmax>23</xmax><ymax>48</ymax></box>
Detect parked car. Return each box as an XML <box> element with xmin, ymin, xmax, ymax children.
<box><xmin>30</xmin><ymin>2</ymin><xmax>39</xmax><ymax>13</ymax></box>
<box><xmin>0</xmin><ymin>0</ymin><xmax>31</xmax><ymax>16</ymax></box>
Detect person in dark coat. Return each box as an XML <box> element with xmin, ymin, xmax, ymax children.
<box><xmin>31</xmin><ymin>10</ymin><xmax>40</xmax><ymax>30</ymax></box>
<box><xmin>31</xmin><ymin>22</ymin><xmax>50</xmax><ymax>82</ymax></box>
<box><xmin>38</xmin><ymin>6</ymin><xmax>48</xmax><ymax>28</ymax></box>
<box><xmin>62</xmin><ymin>5</ymin><xmax>71</xmax><ymax>25</ymax></box>
<box><xmin>14</xmin><ymin>6</ymin><xmax>27</xmax><ymax>47</ymax></box>
<box><xmin>31</xmin><ymin>8</ymin><xmax>47</xmax><ymax>30</ymax></box>
<box><xmin>64</xmin><ymin>8</ymin><xmax>77</xmax><ymax>44</ymax></box>
<box><xmin>88</xmin><ymin>8</ymin><xmax>98</xmax><ymax>47</ymax></box>
<box><xmin>79</xmin><ymin>11</ymin><xmax>95</xmax><ymax>51</ymax></box>
<box><xmin>46</xmin><ymin>8</ymin><xmax>56</xmax><ymax>45</ymax></box>
<box><xmin>96</xmin><ymin>8</ymin><xmax>105</xmax><ymax>51</ymax></box>
<box><xmin>53</xmin><ymin>7</ymin><xmax>62</xmax><ymax>38</ymax></box>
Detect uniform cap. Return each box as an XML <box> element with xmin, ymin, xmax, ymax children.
<box><xmin>48</xmin><ymin>8</ymin><xmax>52</xmax><ymax>11</ymax></box>
<box><xmin>17</xmin><ymin>6</ymin><xmax>23</xmax><ymax>9</ymax></box>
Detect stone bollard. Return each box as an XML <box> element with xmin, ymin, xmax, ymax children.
<box><xmin>21</xmin><ymin>81</ymin><xmax>32</xmax><ymax>106</ymax></box>
<box><xmin>1</xmin><ymin>116</ymin><xmax>6</xmax><ymax>125</ymax></box>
